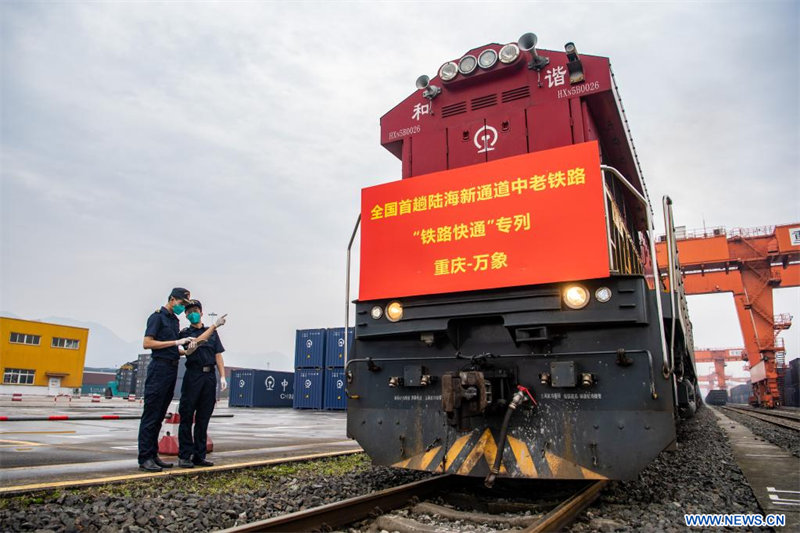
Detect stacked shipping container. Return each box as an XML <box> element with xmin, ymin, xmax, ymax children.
<box><xmin>323</xmin><ymin>328</ymin><xmax>352</xmax><ymax>410</ymax></box>
<box><xmin>116</xmin><ymin>361</ymin><xmax>138</xmax><ymax>395</ymax></box>
<box><xmin>291</xmin><ymin>327</ymin><xmax>353</xmax><ymax>410</ymax></box>
<box><xmin>293</xmin><ymin>329</ymin><xmax>326</xmax><ymax>409</ymax></box>
<box><xmin>135</xmin><ymin>353</ymin><xmax>150</xmax><ymax>399</ymax></box>
<box><xmin>728</xmin><ymin>383</ymin><xmax>751</xmax><ymax>405</ymax></box>
<box><xmin>785</xmin><ymin>358</ymin><xmax>799</xmax><ymax>407</ymax></box>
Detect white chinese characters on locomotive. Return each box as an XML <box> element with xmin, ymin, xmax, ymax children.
<box><xmin>346</xmin><ymin>33</ymin><xmax>697</xmax><ymax>484</ymax></box>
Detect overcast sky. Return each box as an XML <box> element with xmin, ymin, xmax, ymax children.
<box><xmin>1</xmin><ymin>1</ymin><xmax>798</xmax><ymax>374</ymax></box>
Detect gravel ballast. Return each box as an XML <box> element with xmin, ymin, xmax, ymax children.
<box><xmin>721</xmin><ymin>407</ymin><xmax>800</xmax><ymax>458</ymax></box>
<box><xmin>0</xmin><ymin>454</ymin><xmax>429</xmax><ymax>532</ymax></box>
<box><xmin>569</xmin><ymin>406</ymin><xmax>768</xmax><ymax>533</ymax></box>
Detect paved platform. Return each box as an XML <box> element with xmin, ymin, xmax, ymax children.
<box><xmin>714</xmin><ymin>408</ymin><xmax>799</xmax><ymax>530</ymax></box>
<box><xmin>1</xmin><ymin>401</ymin><xmax>359</xmax><ymax>488</ymax></box>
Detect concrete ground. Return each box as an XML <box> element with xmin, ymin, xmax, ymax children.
<box><xmin>0</xmin><ymin>395</ymin><xmax>359</xmax><ymax>488</ymax></box>
<box><xmin>713</xmin><ymin>408</ymin><xmax>799</xmax><ymax>530</ymax></box>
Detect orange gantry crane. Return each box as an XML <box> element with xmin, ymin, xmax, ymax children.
<box><xmin>656</xmin><ymin>224</ymin><xmax>800</xmax><ymax>407</ymax></box>
<box><xmin>694</xmin><ymin>348</ymin><xmax>746</xmax><ymax>390</ymax></box>
<box><xmin>698</xmin><ymin>373</ymin><xmax>749</xmax><ymax>391</ymax></box>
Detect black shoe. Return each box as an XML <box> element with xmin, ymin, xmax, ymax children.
<box><xmin>178</xmin><ymin>458</ymin><xmax>194</xmax><ymax>468</ymax></box>
<box><xmin>193</xmin><ymin>459</ymin><xmax>214</xmax><ymax>467</ymax></box>
<box><xmin>153</xmin><ymin>457</ymin><xmax>174</xmax><ymax>468</ymax></box>
<box><xmin>139</xmin><ymin>459</ymin><xmax>163</xmax><ymax>472</ymax></box>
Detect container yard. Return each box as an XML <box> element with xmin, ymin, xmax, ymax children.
<box><xmin>1</xmin><ymin>3</ymin><xmax>798</xmax><ymax>533</ymax></box>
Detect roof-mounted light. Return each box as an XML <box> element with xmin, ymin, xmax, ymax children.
<box><xmin>478</xmin><ymin>49</ymin><xmax>498</xmax><ymax>69</ymax></box>
<box><xmin>458</xmin><ymin>54</ymin><xmax>478</xmax><ymax>75</ymax></box>
<box><xmin>439</xmin><ymin>61</ymin><xmax>458</xmax><ymax>81</ymax></box>
<box><xmin>499</xmin><ymin>43</ymin><xmax>520</xmax><ymax>64</ymax></box>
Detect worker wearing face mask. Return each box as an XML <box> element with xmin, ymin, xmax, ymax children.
<box><xmin>138</xmin><ymin>287</ymin><xmax>194</xmax><ymax>472</ymax></box>
<box><xmin>177</xmin><ymin>299</ymin><xmax>227</xmax><ymax>467</ymax></box>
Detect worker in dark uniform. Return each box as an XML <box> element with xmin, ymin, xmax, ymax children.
<box><xmin>177</xmin><ymin>299</ymin><xmax>227</xmax><ymax>467</ymax></box>
<box><xmin>137</xmin><ymin>287</ymin><xmax>195</xmax><ymax>472</ymax></box>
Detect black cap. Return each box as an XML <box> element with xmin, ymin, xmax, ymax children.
<box><xmin>185</xmin><ymin>299</ymin><xmax>202</xmax><ymax>311</ymax></box>
<box><xmin>169</xmin><ymin>287</ymin><xmax>191</xmax><ymax>303</ymax></box>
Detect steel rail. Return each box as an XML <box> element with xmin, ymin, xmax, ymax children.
<box><xmin>0</xmin><ymin>449</ymin><xmax>363</xmax><ymax>497</ymax></box>
<box><xmin>0</xmin><ymin>413</ymin><xmax>234</xmax><ymax>422</ymax></box>
<box><xmin>730</xmin><ymin>406</ymin><xmax>800</xmax><ymax>422</ymax></box>
<box><xmin>217</xmin><ymin>474</ymin><xmax>453</xmax><ymax>532</ymax></box>
<box><xmin>722</xmin><ymin>406</ymin><xmax>800</xmax><ymax>432</ymax></box>
<box><xmin>522</xmin><ymin>480</ymin><xmax>608</xmax><ymax>533</ymax></box>
<box><xmin>221</xmin><ymin>476</ymin><xmax>607</xmax><ymax>533</ymax></box>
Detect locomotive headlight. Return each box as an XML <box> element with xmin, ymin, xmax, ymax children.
<box><xmin>385</xmin><ymin>301</ymin><xmax>404</xmax><ymax>322</ymax></box>
<box><xmin>563</xmin><ymin>285</ymin><xmax>590</xmax><ymax>309</ymax></box>
<box><xmin>370</xmin><ymin>306</ymin><xmax>383</xmax><ymax>320</ymax></box>
<box><xmin>499</xmin><ymin>43</ymin><xmax>520</xmax><ymax>64</ymax></box>
<box><xmin>478</xmin><ymin>49</ymin><xmax>498</xmax><ymax>69</ymax></box>
<box><xmin>458</xmin><ymin>54</ymin><xmax>478</xmax><ymax>75</ymax></box>
<box><xmin>439</xmin><ymin>61</ymin><xmax>458</xmax><ymax>81</ymax></box>
<box><xmin>595</xmin><ymin>287</ymin><xmax>612</xmax><ymax>303</ymax></box>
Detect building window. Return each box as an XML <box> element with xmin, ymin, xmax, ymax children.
<box><xmin>52</xmin><ymin>337</ymin><xmax>80</xmax><ymax>350</ymax></box>
<box><xmin>9</xmin><ymin>332</ymin><xmax>41</xmax><ymax>346</ymax></box>
<box><xmin>3</xmin><ymin>368</ymin><xmax>35</xmax><ymax>385</ymax></box>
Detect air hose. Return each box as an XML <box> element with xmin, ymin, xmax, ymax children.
<box><xmin>484</xmin><ymin>385</ymin><xmax>535</xmax><ymax>488</ymax></box>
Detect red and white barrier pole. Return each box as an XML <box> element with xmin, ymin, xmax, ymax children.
<box><xmin>0</xmin><ymin>413</ymin><xmax>233</xmax><ymax>422</ymax></box>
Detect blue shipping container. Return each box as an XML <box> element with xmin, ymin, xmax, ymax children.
<box><xmin>293</xmin><ymin>369</ymin><xmax>324</xmax><ymax>409</ymax></box>
<box><xmin>323</xmin><ymin>368</ymin><xmax>347</xmax><ymax>410</ymax></box>
<box><xmin>230</xmin><ymin>369</ymin><xmax>294</xmax><ymax>407</ymax></box>
<box><xmin>229</xmin><ymin>369</ymin><xmax>255</xmax><ymax>407</ymax></box>
<box><xmin>295</xmin><ymin>329</ymin><xmax>326</xmax><ymax>368</ymax></box>
<box><xmin>324</xmin><ymin>327</ymin><xmax>354</xmax><ymax>368</ymax></box>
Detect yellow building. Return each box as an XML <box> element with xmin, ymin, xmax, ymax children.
<box><xmin>0</xmin><ymin>317</ymin><xmax>89</xmax><ymax>396</ymax></box>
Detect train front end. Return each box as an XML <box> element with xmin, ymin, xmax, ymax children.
<box><xmin>346</xmin><ymin>34</ymin><xmax>688</xmax><ymax>481</ymax></box>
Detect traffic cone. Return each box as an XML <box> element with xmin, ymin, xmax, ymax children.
<box><xmin>157</xmin><ymin>402</ymin><xmax>214</xmax><ymax>455</ymax></box>
<box><xmin>91</xmin><ymin>393</ymin><xmax>100</xmax><ymax>403</ymax></box>
<box><xmin>12</xmin><ymin>393</ymin><xmax>22</xmax><ymax>402</ymax></box>
<box><xmin>157</xmin><ymin>402</ymin><xmax>180</xmax><ymax>455</ymax></box>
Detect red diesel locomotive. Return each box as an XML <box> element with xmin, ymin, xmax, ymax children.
<box><xmin>345</xmin><ymin>33</ymin><xmax>698</xmax><ymax>483</ymax></box>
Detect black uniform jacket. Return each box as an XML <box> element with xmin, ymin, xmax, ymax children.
<box><xmin>179</xmin><ymin>325</ymin><xmax>225</xmax><ymax>370</ymax></box>
<box><xmin>144</xmin><ymin>307</ymin><xmax>180</xmax><ymax>361</ymax></box>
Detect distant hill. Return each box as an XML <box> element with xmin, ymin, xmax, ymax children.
<box><xmin>37</xmin><ymin>316</ymin><xmax>143</xmax><ymax>368</ymax></box>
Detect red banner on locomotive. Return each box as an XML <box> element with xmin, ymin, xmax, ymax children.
<box><xmin>360</xmin><ymin>141</ymin><xmax>609</xmax><ymax>301</ymax></box>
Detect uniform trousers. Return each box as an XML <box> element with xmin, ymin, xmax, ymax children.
<box><xmin>178</xmin><ymin>368</ymin><xmax>217</xmax><ymax>461</ymax></box>
<box><xmin>137</xmin><ymin>358</ymin><xmax>178</xmax><ymax>464</ymax></box>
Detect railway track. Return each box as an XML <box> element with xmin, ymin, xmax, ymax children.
<box><xmin>721</xmin><ymin>405</ymin><xmax>800</xmax><ymax>431</ymax></box>
<box><xmin>220</xmin><ymin>474</ymin><xmax>607</xmax><ymax>532</ymax></box>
